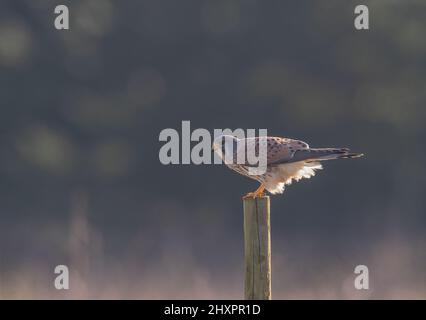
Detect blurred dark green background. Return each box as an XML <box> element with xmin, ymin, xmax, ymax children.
<box><xmin>0</xmin><ymin>0</ymin><xmax>425</xmax><ymax>298</ymax></box>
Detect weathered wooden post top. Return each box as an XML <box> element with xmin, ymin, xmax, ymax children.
<box><xmin>243</xmin><ymin>196</ymin><xmax>271</xmax><ymax>300</ymax></box>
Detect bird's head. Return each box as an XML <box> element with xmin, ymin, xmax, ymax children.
<box><xmin>212</xmin><ymin>135</ymin><xmax>239</xmax><ymax>160</ymax></box>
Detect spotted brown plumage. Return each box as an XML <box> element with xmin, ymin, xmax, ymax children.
<box><xmin>212</xmin><ymin>135</ymin><xmax>363</xmax><ymax>198</ymax></box>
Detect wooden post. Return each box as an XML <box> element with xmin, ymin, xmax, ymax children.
<box><xmin>243</xmin><ymin>196</ymin><xmax>271</xmax><ymax>300</ymax></box>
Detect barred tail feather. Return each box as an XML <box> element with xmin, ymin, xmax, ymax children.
<box><xmin>291</xmin><ymin>148</ymin><xmax>364</xmax><ymax>162</ymax></box>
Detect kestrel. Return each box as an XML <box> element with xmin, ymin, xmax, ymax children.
<box><xmin>212</xmin><ymin>135</ymin><xmax>363</xmax><ymax>199</ymax></box>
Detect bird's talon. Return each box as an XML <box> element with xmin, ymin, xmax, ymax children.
<box><xmin>242</xmin><ymin>192</ymin><xmax>256</xmax><ymax>199</ymax></box>
<box><xmin>242</xmin><ymin>188</ymin><xmax>266</xmax><ymax>199</ymax></box>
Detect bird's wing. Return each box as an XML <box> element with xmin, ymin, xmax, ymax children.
<box><xmin>266</xmin><ymin>137</ymin><xmax>309</xmax><ymax>164</ymax></box>
<box><xmin>234</xmin><ymin>136</ymin><xmax>309</xmax><ymax>166</ymax></box>
<box><xmin>268</xmin><ymin>137</ymin><xmax>363</xmax><ymax>164</ymax></box>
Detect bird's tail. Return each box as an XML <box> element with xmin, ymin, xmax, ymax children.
<box><xmin>290</xmin><ymin>148</ymin><xmax>364</xmax><ymax>163</ymax></box>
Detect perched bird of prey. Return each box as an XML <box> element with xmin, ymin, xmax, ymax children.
<box><xmin>212</xmin><ymin>135</ymin><xmax>363</xmax><ymax>198</ymax></box>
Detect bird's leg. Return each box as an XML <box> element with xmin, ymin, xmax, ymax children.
<box><xmin>254</xmin><ymin>184</ymin><xmax>266</xmax><ymax>197</ymax></box>
<box><xmin>243</xmin><ymin>184</ymin><xmax>266</xmax><ymax>199</ymax></box>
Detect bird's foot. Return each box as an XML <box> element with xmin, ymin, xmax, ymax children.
<box><xmin>242</xmin><ymin>190</ymin><xmax>265</xmax><ymax>199</ymax></box>
<box><xmin>242</xmin><ymin>192</ymin><xmax>257</xmax><ymax>199</ymax></box>
<box><xmin>243</xmin><ymin>184</ymin><xmax>266</xmax><ymax>199</ymax></box>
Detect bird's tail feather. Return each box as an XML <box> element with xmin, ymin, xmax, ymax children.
<box><xmin>290</xmin><ymin>148</ymin><xmax>364</xmax><ymax>163</ymax></box>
